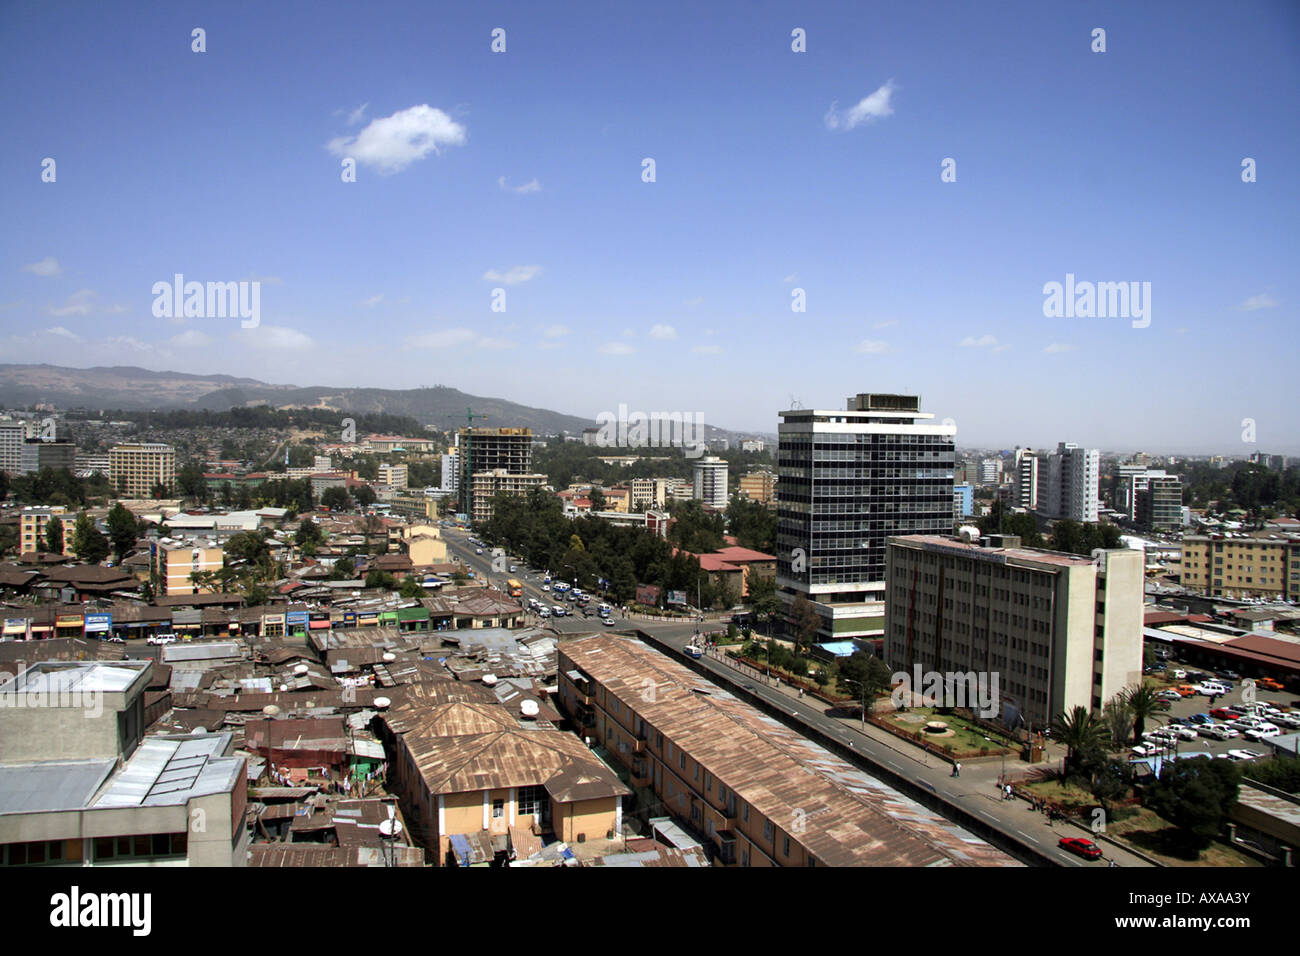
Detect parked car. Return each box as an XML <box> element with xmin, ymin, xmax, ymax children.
<box><xmin>1226</xmin><ymin>749</ymin><xmax>1265</xmax><ymax>761</ymax></box>
<box><xmin>1219</xmin><ymin>669</ymin><xmax>1241</xmax><ymax>681</ymax></box>
<box><xmin>1131</xmin><ymin>743</ymin><xmax>1162</xmax><ymax>757</ymax></box>
<box><xmin>1187</xmin><ymin>713</ymin><xmax>1214</xmax><ymax>725</ymax></box>
<box><xmin>1058</xmin><ymin>837</ymin><xmax>1104</xmax><ymax>860</ymax></box>
<box><xmin>1169</xmin><ymin>669</ymin><xmax>1187</xmax><ymax>680</ymax></box>
<box><xmin>1255</xmin><ymin>678</ymin><xmax>1284</xmax><ymax>691</ymax></box>
<box><xmin>1243</xmin><ymin>724</ymin><xmax>1280</xmax><ymax>741</ymax></box>
<box><xmin>1198</xmin><ymin>723</ymin><xmax>1239</xmax><ymax>740</ymax></box>
<box><xmin>147</xmin><ymin>634</ymin><xmax>176</xmax><ymax>645</ymax></box>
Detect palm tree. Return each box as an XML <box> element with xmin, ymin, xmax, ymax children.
<box><xmin>1102</xmin><ymin>694</ymin><xmax>1136</xmax><ymax>748</ymax></box>
<box><xmin>1121</xmin><ymin>683</ymin><xmax>1164</xmax><ymax>743</ymax></box>
<box><xmin>1050</xmin><ymin>706</ymin><xmax>1109</xmax><ymax>777</ymax></box>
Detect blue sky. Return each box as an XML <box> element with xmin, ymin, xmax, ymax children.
<box><xmin>2</xmin><ymin>0</ymin><xmax>1297</xmax><ymax>454</ymax></box>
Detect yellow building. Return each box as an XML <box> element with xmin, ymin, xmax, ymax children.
<box><xmin>738</xmin><ymin>470</ymin><xmax>776</xmax><ymax>505</ymax></box>
<box><xmin>404</xmin><ymin>523</ymin><xmax>447</xmax><ymax>566</ymax></box>
<box><xmin>1181</xmin><ymin>533</ymin><xmax>1300</xmax><ymax>600</ymax></box>
<box><xmin>378</xmin><ymin>684</ymin><xmax>629</xmax><ymax>865</ymax></box>
<box><xmin>109</xmin><ymin>443</ymin><xmax>176</xmax><ymax>498</ymax></box>
<box><xmin>152</xmin><ymin>539</ymin><xmax>225</xmax><ymax>596</ymax></box>
<box><xmin>19</xmin><ymin>506</ymin><xmax>72</xmax><ymax>556</ymax></box>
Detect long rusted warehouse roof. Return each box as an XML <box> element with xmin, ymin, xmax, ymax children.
<box><xmin>560</xmin><ymin>635</ymin><xmax>1020</xmax><ymax>868</ymax></box>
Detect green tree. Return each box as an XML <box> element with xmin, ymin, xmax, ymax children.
<box><xmin>295</xmin><ymin>517</ymin><xmax>325</xmax><ymax>551</ymax></box>
<box><xmin>0</xmin><ymin>525</ymin><xmax>18</xmax><ymax>559</ymax></box>
<box><xmin>365</xmin><ymin>569</ymin><xmax>397</xmax><ymax>590</ymax></box>
<box><xmin>789</xmin><ymin>592</ymin><xmax>821</xmax><ymax>654</ymax></box>
<box><xmin>321</xmin><ymin>486</ymin><xmax>351</xmax><ymax>511</ymax></box>
<box><xmin>589</xmin><ymin>487</ymin><xmax>607</xmax><ymax>511</ymax></box>
<box><xmin>1050</xmin><ymin>706</ymin><xmax>1110</xmax><ymax>779</ymax></box>
<box><xmin>44</xmin><ymin>516</ymin><xmax>64</xmax><ymax>555</ymax></box>
<box><xmin>838</xmin><ymin>652</ymin><xmax>892</xmax><ymax>711</ymax></box>
<box><xmin>105</xmin><ymin>503</ymin><xmax>139</xmax><ymax>559</ymax></box>
<box><xmin>329</xmin><ymin>557</ymin><xmax>356</xmax><ymax>580</ymax></box>
<box><xmin>399</xmin><ymin>578</ymin><xmax>427</xmax><ymax>599</ymax></box>
<box><xmin>1146</xmin><ymin>756</ymin><xmax>1242</xmax><ymax>850</ymax></box>
<box><xmin>71</xmin><ymin>513</ymin><xmax>110</xmax><ymax>564</ymax></box>
<box><xmin>1121</xmin><ymin>683</ymin><xmax>1164</xmax><ymax>742</ymax></box>
<box><xmin>1102</xmin><ymin>693</ymin><xmax>1136</xmax><ymax>748</ymax></box>
<box><xmin>351</xmin><ymin>484</ymin><xmax>377</xmax><ymax>507</ymax></box>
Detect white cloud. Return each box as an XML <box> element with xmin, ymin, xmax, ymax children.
<box><xmin>347</xmin><ymin>102</ymin><xmax>369</xmax><ymax>126</ymax></box>
<box><xmin>1240</xmin><ymin>293</ymin><xmax>1278</xmax><ymax>311</ymax></box>
<box><xmin>873</xmin><ymin>319</ymin><xmax>899</xmax><ymax>330</ymax></box>
<box><xmin>1043</xmin><ymin>342</ymin><xmax>1076</xmax><ymax>354</ymax></box>
<box><xmin>476</xmin><ymin>337</ymin><xmax>518</xmax><ymax>350</ymax></box>
<box><xmin>599</xmin><ymin>342</ymin><xmax>635</xmax><ymax>355</ymax></box>
<box><xmin>543</xmin><ymin>324</ymin><xmax>571</xmax><ymax>338</ymax></box>
<box><xmin>498</xmin><ymin>176</ymin><xmax>542</xmax><ymax>194</ymax></box>
<box><xmin>691</xmin><ymin>345</ymin><xmax>722</xmax><ymax>354</ymax></box>
<box><xmin>360</xmin><ymin>294</ymin><xmax>384</xmax><ymax>307</ymax></box>
<box><xmin>622</xmin><ymin>328</ymin><xmax>636</xmax><ymax>338</ymax></box>
<box><xmin>959</xmin><ymin>334</ymin><xmax>999</xmax><ymax>348</ymax></box>
<box><xmin>23</xmin><ymin>256</ymin><xmax>62</xmax><ymax>277</ymax></box>
<box><xmin>44</xmin><ymin>326</ymin><xmax>83</xmax><ymax>341</ymax></box>
<box><xmin>327</xmin><ymin>104</ymin><xmax>467</xmax><ymax>175</ymax></box>
<box><xmin>992</xmin><ymin>344</ymin><xmax>1012</xmax><ymax>353</ymax></box>
<box><xmin>47</xmin><ymin>289</ymin><xmax>97</xmax><ymax>317</ymax></box>
<box><xmin>408</xmin><ymin>328</ymin><xmax>478</xmax><ymax>349</ymax></box>
<box><xmin>105</xmin><ymin>336</ymin><xmax>153</xmax><ymax>352</ymax></box>
<box><xmin>824</xmin><ymin>80</ymin><xmax>897</xmax><ymax>131</ymax></box>
<box><xmin>856</xmin><ymin>339</ymin><xmax>891</xmax><ymax>354</ymax></box>
<box><xmin>684</xmin><ymin>296</ymin><xmax>704</xmax><ymax>307</ymax></box>
<box><xmin>170</xmin><ymin>329</ymin><xmax>213</xmax><ymax>348</ymax></box>
<box><xmin>482</xmin><ymin>264</ymin><xmax>542</xmax><ymax>285</ymax></box>
<box><xmin>649</xmin><ymin>324</ymin><xmax>677</xmax><ymax>340</ymax></box>
<box><xmin>241</xmin><ymin>325</ymin><xmax>314</xmax><ymax>350</ymax></box>
<box><xmin>783</xmin><ymin>274</ymin><xmax>799</xmax><ymax>284</ymax></box>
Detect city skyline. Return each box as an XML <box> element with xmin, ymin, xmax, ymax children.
<box><xmin>3</xmin><ymin>2</ymin><xmax>1297</xmax><ymax>452</ymax></box>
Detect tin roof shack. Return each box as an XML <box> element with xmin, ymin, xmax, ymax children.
<box><xmin>0</xmin><ymin>661</ymin><xmax>248</xmax><ymax>866</ymax></box>
<box><xmin>245</xmin><ymin>717</ymin><xmax>348</xmax><ymax>781</ymax></box>
<box><xmin>378</xmin><ymin>694</ymin><xmax>629</xmax><ymax>866</ymax></box>
<box><xmin>249</xmin><ymin>843</ymin><xmax>425</xmax><ymax>867</ymax></box>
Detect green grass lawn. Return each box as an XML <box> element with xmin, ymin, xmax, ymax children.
<box><xmin>879</xmin><ymin>707</ymin><xmax>1015</xmax><ymax>754</ymax></box>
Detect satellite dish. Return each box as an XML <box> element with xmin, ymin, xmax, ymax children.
<box><xmin>262</xmin><ymin>705</ymin><xmax>281</xmax><ymax>716</ymax></box>
<box><xmin>482</xmin><ymin>674</ymin><xmax>498</xmax><ymax>686</ymax></box>
<box><xmin>520</xmin><ymin>699</ymin><xmax>540</xmax><ymax>718</ymax></box>
<box><xmin>382</xmin><ymin>652</ymin><xmax>396</xmax><ymax>662</ymax></box>
<box><xmin>379</xmin><ymin>818</ymin><xmax>403</xmax><ymax>838</ymax></box>
<box><xmin>293</xmin><ymin>663</ymin><xmax>309</xmax><ymax>674</ymax></box>
<box><xmin>279</xmin><ymin>684</ymin><xmax>288</xmax><ymax>692</ymax></box>
<box><xmin>374</xmin><ymin>696</ymin><xmax>391</xmax><ymax>709</ymax></box>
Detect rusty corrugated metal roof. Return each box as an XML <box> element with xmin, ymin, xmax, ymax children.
<box><xmin>561</xmin><ymin>635</ymin><xmax>1019</xmax><ymax>868</ymax></box>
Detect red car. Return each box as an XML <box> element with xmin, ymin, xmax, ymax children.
<box><xmin>1059</xmin><ymin>837</ymin><xmax>1103</xmax><ymax>860</ymax></box>
<box><xmin>1209</xmin><ymin>708</ymin><xmax>1238</xmax><ymax>720</ymax></box>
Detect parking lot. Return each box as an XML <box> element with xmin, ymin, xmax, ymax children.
<box><xmin>1132</xmin><ymin>664</ymin><xmax>1297</xmax><ymax>764</ymax></box>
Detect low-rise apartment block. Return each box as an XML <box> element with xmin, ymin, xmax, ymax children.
<box><xmin>19</xmin><ymin>505</ymin><xmax>72</xmax><ymax>557</ymax></box>
<box><xmin>151</xmin><ymin>537</ymin><xmax>225</xmax><ymax>596</ymax></box>
<box><xmin>884</xmin><ymin>533</ymin><xmax>1143</xmax><ymax>728</ymax></box>
<box><xmin>1181</xmin><ymin>533</ymin><xmax>1300</xmax><ymax>601</ymax></box>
